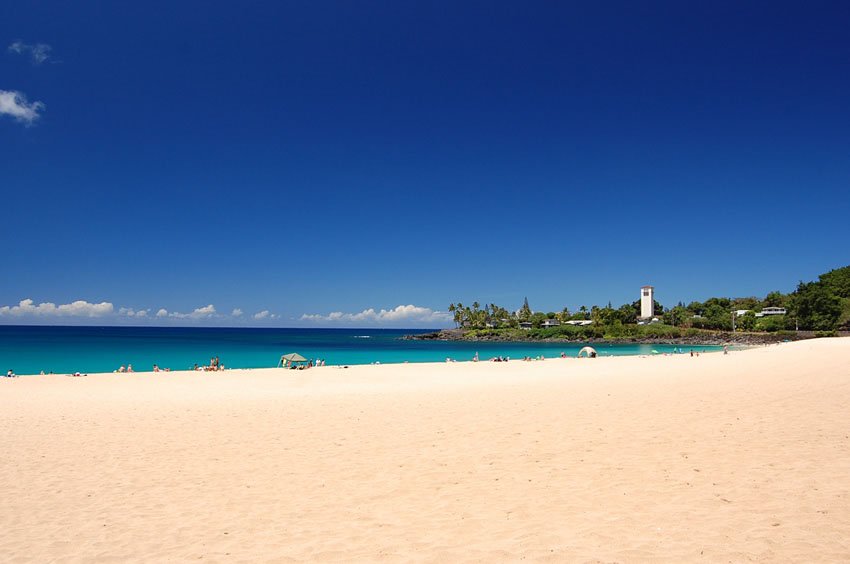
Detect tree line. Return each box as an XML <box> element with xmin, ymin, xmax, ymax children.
<box><xmin>448</xmin><ymin>265</ymin><xmax>850</xmax><ymax>333</ymax></box>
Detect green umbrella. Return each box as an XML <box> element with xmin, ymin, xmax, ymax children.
<box><xmin>279</xmin><ymin>353</ymin><xmax>308</xmax><ymax>366</ymax></box>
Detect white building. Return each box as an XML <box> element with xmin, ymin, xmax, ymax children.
<box><xmin>756</xmin><ymin>307</ymin><xmax>786</xmax><ymax>317</ymax></box>
<box><xmin>640</xmin><ymin>285</ymin><xmax>654</xmax><ymax>319</ymax></box>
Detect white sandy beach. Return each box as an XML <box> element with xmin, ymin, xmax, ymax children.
<box><xmin>2</xmin><ymin>338</ymin><xmax>849</xmax><ymax>562</ymax></box>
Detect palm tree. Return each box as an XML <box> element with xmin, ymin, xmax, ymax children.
<box><xmin>454</xmin><ymin>302</ymin><xmax>465</xmax><ymax>328</ymax></box>
<box><xmin>556</xmin><ymin>307</ymin><xmax>570</xmax><ymax>323</ymax></box>
<box><xmin>590</xmin><ymin>305</ymin><xmax>601</xmax><ymax>326</ymax></box>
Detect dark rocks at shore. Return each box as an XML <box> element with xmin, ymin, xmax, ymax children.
<box><xmin>404</xmin><ymin>329</ymin><xmax>833</xmax><ymax>346</ymax></box>
<box><xmin>410</xmin><ymin>329</ymin><xmax>466</xmax><ymax>341</ymax></box>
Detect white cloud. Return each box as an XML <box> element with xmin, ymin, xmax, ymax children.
<box><xmin>191</xmin><ymin>304</ymin><xmax>216</xmax><ymax>318</ymax></box>
<box><xmin>8</xmin><ymin>41</ymin><xmax>52</xmax><ymax>64</ymax></box>
<box><xmin>253</xmin><ymin>310</ymin><xmax>283</xmax><ymax>321</ymax></box>
<box><xmin>252</xmin><ymin>310</ymin><xmax>280</xmax><ymax>320</ymax></box>
<box><xmin>0</xmin><ymin>90</ymin><xmax>45</xmax><ymax>125</ymax></box>
<box><xmin>154</xmin><ymin>304</ymin><xmax>217</xmax><ymax>319</ymax></box>
<box><xmin>231</xmin><ymin>308</ymin><xmax>243</xmax><ymax>317</ymax></box>
<box><xmin>119</xmin><ymin>307</ymin><xmax>150</xmax><ymax>318</ymax></box>
<box><xmin>0</xmin><ymin>298</ymin><xmax>114</xmax><ymax>317</ymax></box>
<box><xmin>300</xmin><ymin>304</ymin><xmax>451</xmax><ymax>326</ymax></box>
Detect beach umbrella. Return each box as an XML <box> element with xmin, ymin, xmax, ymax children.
<box><xmin>577</xmin><ymin>346</ymin><xmax>598</xmax><ymax>358</ymax></box>
<box><xmin>279</xmin><ymin>353</ymin><xmax>308</xmax><ymax>367</ymax></box>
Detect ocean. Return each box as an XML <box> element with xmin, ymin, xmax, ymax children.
<box><xmin>0</xmin><ymin>326</ymin><xmax>722</xmax><ymax>375</ymax></box>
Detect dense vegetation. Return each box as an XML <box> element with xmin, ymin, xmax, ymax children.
<box><xmin>448</xmin><ymin>265</ymin><xmax>850</xmax><ymax>334</ymax></box>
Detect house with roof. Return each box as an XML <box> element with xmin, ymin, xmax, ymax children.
<box><xmin>756</xmin><ymin>307</ymin><xmax>786</xmax><ymax>317</ymax></box>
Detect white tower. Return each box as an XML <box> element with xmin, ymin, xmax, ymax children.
<box><xmin>640</xmin><ymin>285</ymin><xmax>654</xmax><ymax>319</ymax></box>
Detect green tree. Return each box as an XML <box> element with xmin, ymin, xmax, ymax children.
<box><xmin>762</xmin><ymin>291</ymin><xmax>787</xmax><ymax>308</ymax></box>
<box><xmin>791</xmin><ymin>281</ymin><xmax>842</xmax><ymax>331</ymax></box>
<box><xmin>663</xmin><ymin>304</ymin><xmax>689</xmax><ymax>327</ymax></box>
<box><xmin>454</xmin><ymin>302</ymin><xmax>464</xmax><ymax>328</ymax></box>
<box><xmin>731</xmin><ymin>296</ymin><xmax>759</xmax><ymax>310</ymax></box>
<box><xmin>555</xmin><ymin>307</ymin><xmax>570</xmax><ymax>323</ymax></box>
<box><xmin>687</xmin><ymin>301</ymin><xmax>705</xmax><ymax>317</ymax></box>
<box><xmin>756</xmin><ymin>314</ymin><xmax>786</xmax><ymax>332</ymax></box>
<box><xmin>619</xmin><ymin>302</ymin><xmax>639</xmax><ymax>324</ymax></box>
<box><xmin>819</xmin><ymin>265</ymin><xmax>850</xmax><ymax>298</ymax></box>
<box><xmin>738</xmin><ymin>311</ymin><xmax>757</xmax><ymax>331</ymax></box>
<box><xmin>529</xmin><ymin>311</ymin><xmax>548</xmax><ymax>328</ymax></box>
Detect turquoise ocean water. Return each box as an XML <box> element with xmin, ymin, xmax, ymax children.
<box><xmin>0</xmin><ymin>326</ymin><xmax>722</xmax><ymax>375</ymax></box>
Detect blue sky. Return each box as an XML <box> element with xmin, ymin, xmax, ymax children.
<box><xmin>2</xmin><ymin>1</ymin><xmax>849</xmax><ymax>327</ymax></box>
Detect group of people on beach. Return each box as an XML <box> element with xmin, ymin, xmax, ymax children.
<box><xmin>115</xmin><ymin>363</ymin><xmax>172</xmax><ymax>373</ymax></box>
<box><xmin>5</xmin><ymin>369</ymin><xmax>18</xmax><ymax>378</ymax></box>
<box><xmin>111</xmin><ymin>357</ymin><xmax>224</xmax><ymax>373</ymax></box>
<box><xmin>282</xmin><ymin>358</ymin><xmax>324</xmax><ymax>369</ymax></box>
<box><xmin>198</xmin><ymin>356</ymin><xmax>225</xmax><ymax>371</ymax></box>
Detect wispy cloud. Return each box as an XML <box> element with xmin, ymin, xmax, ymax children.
<box><xmin>155</xmin><ymin>305</ymin><xmax>218</xmax><ymax>319</ymax></box>
<box><xmin>301</xmin><ymin>304</ymin><xmax>451</xmax><ymax>326</ymax></box>
<box><xmin>8</xmin><ymin>41</ymin><xmax>53</xmax><ymax>65</ymax></box>
<box><xmin>231</xmin><ymin>308</ymin><xmax>244</xmax><ymax>317</ymax></box>
<box><xmin>253</xmin><ymin>310</ymin><xmax>279</xmax><ymax>320</ymax></box>
<box><xmin>0</xmin><ymin>90</ymin><xmax>45</xmax><ymax>125</ymax></box>
<box><xmin>119</xmin><ymin>307</ymin><xmax>149</xmax><ymax>318</ymax></box>
<box><xmin>0</xmin><ymin>298</ymin><xmax>114</xmax><ymax>317</ymax></box>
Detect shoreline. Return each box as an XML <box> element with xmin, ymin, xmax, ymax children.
<box><xmin>408</xmin><ymin>328</ymin><xmax>843</xmax><ymax>345</ymax></box>
<box><xmin>10</xmin><ymin>342</ymin><xmax>733</xmax><ymax>378</ymax></box>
